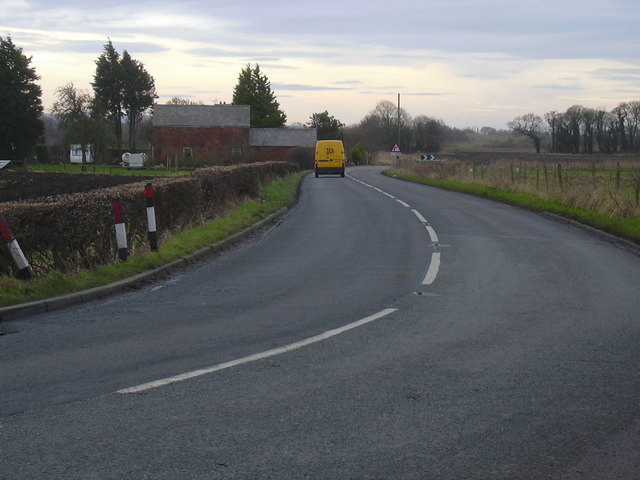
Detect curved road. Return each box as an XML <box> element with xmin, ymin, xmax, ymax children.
<box><xmin>2</xmin><ymin>166</ymin><xmax>640</xmax><ymax>479</ymax></box>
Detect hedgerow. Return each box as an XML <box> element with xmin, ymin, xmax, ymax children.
<box><xmin>0</xmin><ymin>162</ymin><xmax>297</xmax><ymax>277</ymax></box>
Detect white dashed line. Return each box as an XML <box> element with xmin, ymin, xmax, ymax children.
<box><xmin>423</xmin><ymin>252</ymin><xmax>441</xmax><ymax>285</ymax></box>
<box><xmin>412</xmin><ymin>209</ymin><xmax>427</xmax><ymax>224</ymax></box>
<box><xmin>426</xmin><ymin>225</ymin><xmax>439</xmax><ymax>244</ymax></box>
<box><xmin>347</xmin><ymin>173</ymin><xmax>442</xmax><ymax>286</ymax></box>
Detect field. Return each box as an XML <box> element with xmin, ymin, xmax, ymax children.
<box><xmin>395</xmin><ymin>152</ymin><xmax>640</xmax><ymax>218</ymax></box>
<box><xmin>0</xmin><ymin>170</ymin><xmax>155</xmax><ymax>203</ymax></box>
<box><xmin>388</xmin><ymin>152</ymin><xmax>640</xmax><ymax>247</ymax></box>
<box><xmin>0</xmin><ymin>161</ymin><xmax>196</xmax><ymax>203</ymax></box>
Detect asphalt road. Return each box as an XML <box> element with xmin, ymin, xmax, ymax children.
<box><xmin>2</xmin><ymin>166</ymin><xmax>640</xmax><ymax>479</ymax></box>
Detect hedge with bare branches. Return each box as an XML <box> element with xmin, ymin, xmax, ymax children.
<box><xmin>0</xmin><ymin>162</ymin><xmax>297</xmax><ymax>277</ymax></box>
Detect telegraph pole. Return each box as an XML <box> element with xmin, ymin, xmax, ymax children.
<box><xmin>397</xmin><ymin>93</ymin><xmax>401</xmax><ymax>146</ymax></box>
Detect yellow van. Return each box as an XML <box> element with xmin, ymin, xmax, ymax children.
<box><xmin>314</xmin><ymin>140</ymin><xmax>345</xmax><ymax>178</ymax></box>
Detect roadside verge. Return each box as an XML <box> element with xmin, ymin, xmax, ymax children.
<box><xmin>384</xmin><ymin>169</ymin><xmax>640</xmax><ymax>257</ymax></box>
<box><xmin>0</xmin><ymin>171</ymin><xmax>307</xmax><ymax>323</ymax></box>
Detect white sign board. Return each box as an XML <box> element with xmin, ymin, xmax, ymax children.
<box><xmin>0</xmin><ymin>160</ymin><xmax>10</xmax><ymax>169</ymax></box>
<box><xmin>390</xmin><ymin>144</ymin><xmax>401</xmax><ymax>160</ymax></box>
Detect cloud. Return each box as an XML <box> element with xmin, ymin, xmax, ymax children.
<box><xmin>271</xmin><ymin>83</ymin><xmax>353</xmax><ymax>91</ymax></box>
<box><xmin>4</xmin><ymin>0</ymin><xmax>640</xmax><ymax>129</ymax></box>
<box><xmin>532</xmin><ymin>84</ymin><xmax>585</xmax><ymax>91</ymax></box>
<box><xmin>590</xmin><ymin>67</ymin><xmax>640</xmax><ymax>83</ymax></box>
<box><xmin>187</xmin><ymin>48</ymin><xmax>250</xmax><ymax>58</ymax></box>
<box><xmin>331</xmin><ymin>80</ymin><xmax>363</xmax><ymax>86</ymax></box>
<box><xmin>404</xmin><ymin>92</ymin><xmax>445</xmax><ymax>96</ymax></box>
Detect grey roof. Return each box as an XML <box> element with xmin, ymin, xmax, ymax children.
<box><xmin>153</xmin><ymin>104</ymin><xmax>250</xmax><ymax>127</ymax></box>
<box><xmin>250</xmin><ymin>128</ymin><xmax>317</xmax><ymax>147</ymax></box>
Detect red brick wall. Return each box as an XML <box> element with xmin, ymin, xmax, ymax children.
<box><xmin>153</xmin><ymin>127</ymin><xmax>250</xmax><ymax>165</ymax></box>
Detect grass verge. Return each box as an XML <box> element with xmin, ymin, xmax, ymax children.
<box><xmin>0</xmin><ymin>172</ymin><xmax>304</xmax><ymax>307</ymax></box>
<box><xmin>385</xmin><ymin>170</ymin><xmax>640</xmax><ymax>245</ymax></box>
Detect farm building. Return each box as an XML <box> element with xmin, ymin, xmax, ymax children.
<box><xmin>152</xmin><ymin>104</ymin><xmax>316</xmax><ymax>166</ymax></box>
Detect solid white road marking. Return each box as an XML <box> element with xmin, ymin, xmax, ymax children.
<box><xmin>423</xmin><ymin>252</ymin><xmax>441</xmax><ymax>285</ymax></box>
<box><xmin>117</xmin><ymin>308</ymin><xmax>398</xmax><ymax>394</ymax></box>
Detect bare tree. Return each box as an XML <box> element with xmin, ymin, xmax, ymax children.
<box><xmin>563</xmin><ymin>105</ymin><xmax>583</xmax><ymax>153</ymax></box>
<box><xmin>348</xmin><ymin>100</ymin><xmax>411</xmax><ymax>153</ymax></box>
<box><xmin>594</xmin><ymin>109</ymin><xmax>609</xmax><ymax>153</ymax></box>
<box><xmin>612</xmin><ymin>102</ymin><xmax>629</xmax><ymax>151</ymax></box>
<box><xmin>166</xmin><ymin>97</ymin><xmax>204</xmax><ymax>105</ymax></box>
<box><xmin>625</xmin><ymin>101</ymin><xmax>640</xmax><ymax>151</ymax></box>
<box><xmin>413</xmin><ymin>115</ymin><xmax>446</xmax><ymax>153</ymax></box>
<box><xmin>52</xmin><ymin>83</ymin><xmax>94</xmax><ymax>170</ymax></box>
<box><xmin>373</xmin><ymin>100</ymin><xmax>401</xmax><ymax>148</ymax></box>
<box><xmin>507</xmin><ymin>113</ymin><xmax>544</xmax><ymax>153</ymax></box>
<box><xmin>545</xmin><ymin>111</ymin><xmax>561</xmax><ymax>152</ymax></box>
<box><xmin>581</xmin><ymin>107</ymin><xmax>597</xmax><ymax>153</ymax></box>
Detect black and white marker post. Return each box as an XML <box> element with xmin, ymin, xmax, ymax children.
<box><xmin>0</xmin><ymin>213</ymin><xmax>33</xmax><ymax>280</ymax></box>
<box><xmin>144</xmin><ymin>183</ymin><xmax>158</xmax><ymax>252</ymax></box>
<box><xmin>112</xmin><ymin>199</ymin><xmax>128</xmax><ymax>261</ymax></box>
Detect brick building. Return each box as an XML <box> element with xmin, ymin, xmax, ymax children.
<box><xmin>152</xmin><ymin>104</ymin><xmax>316</xmax><ymax>166</ymax></box>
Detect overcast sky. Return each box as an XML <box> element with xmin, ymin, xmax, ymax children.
<box><xmin>3</xmin><ymin>0</ymin><xmax>640</xmax><ymax>129</ymax></box>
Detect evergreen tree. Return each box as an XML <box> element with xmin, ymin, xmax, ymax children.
<box><xmin>93</xmin><ymin>40</ymin><xmax>156</xmax><ymax>151</ymax></box>
<box><xmin>232</xmin><ymin>64</ymin><xmax>254</xmax><ymax>107</ymax></box>
<box><xmin>120</xmin><ymin>50</ymin><xmax>156</xmax><ymax>151</ymax></box>
<box><xmin>308</xmin><ymin>111</ymin><xmax>344</xmax><ymax>140</ymax></box>
<box><xmin>92</xmin><ymin>40</ymin><xmax>123</xmax><ymax>150</ymax></box>
<box><xmin>0</xmin><ymin>36</ymin><xmax>43</xmax><ymax>161</ymax></box>
<box><xmin>232</xmin><ymin>64</ymin><xmax>286</xmax><ymax>127</ymax></box>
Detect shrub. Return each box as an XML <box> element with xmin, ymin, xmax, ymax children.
<box><xmin>289</xmin><ymin>147</ymin><xmax>314</xmax><ymax>170</ymax></box>
<box><xmin>350</xmin><ymin>143</ymin><xmax>365</xmax><ymax>165</ymax></box>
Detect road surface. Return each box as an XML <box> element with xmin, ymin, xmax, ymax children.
<box><xmin>2</xmin><ymin>166</ymin><xmax>640</xmax><ymax>479</ymax></box>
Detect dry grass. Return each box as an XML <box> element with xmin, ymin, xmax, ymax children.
<box><xmin>395</xmin><ymin>154</ymin><xmax>640</xmax><ymax>219</ymax></box>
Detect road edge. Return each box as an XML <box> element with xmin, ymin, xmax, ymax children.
<box><xmin>0</xmin><ymin>174</ymin><xmax>307</xmax><ymax>324</ymax></box>
<box><xmin>383</xmin><ymin>169</ymin><xmax>640</xmax><ymax>258</ymax></box>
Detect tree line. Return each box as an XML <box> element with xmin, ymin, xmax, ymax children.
<box><xmin>0</xmin><ymin>35</ymin><xmax>493</xmax><ymax>166</ymax></box>
<box><xmin>508</xmin><ymin>102</ymin><xmax>640</xmax><ymax>154</ymax></box>
<box><xmin>344</xmin><ymin>99</ymin><xmax>449</xmax><ymax>156</ymax></box>
<box><xmin>308</xmin><ymin>100</ymin><xmax>476</xmax><ymax>163</ymax></box>
<box><xmin>0</xmin><ymin>36</ymin><xmax>157</xmax><ymax>165</ymax></box>
<box><xmin>1</xmin><ymin>37</ymin><xmax>291</xmax><ymax>164</ymax></box>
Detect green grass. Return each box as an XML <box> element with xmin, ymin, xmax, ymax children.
<box><xmin>0</xmin><ymin>172</ymin><xmax>305</xmax><ymax>307</ymax></box>
<box><xmin>26</xmin><ymin>163</ymin><xmax>191</xmax><ymax>176</ymax></box>
<box><xmin>385</xmin><ymin>170</ymin><xmax>640</xmax><ymax>244</ymax></box>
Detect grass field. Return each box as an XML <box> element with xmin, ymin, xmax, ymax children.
<box><xmin>26</xmin><ymin>163</ymin><xmax>191</xmax><ymax>176</ymax></box>
<box><xmin>388</xmin><ymin>154</ymin><xmax>640</xmax><ymax>244</ymax></box>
